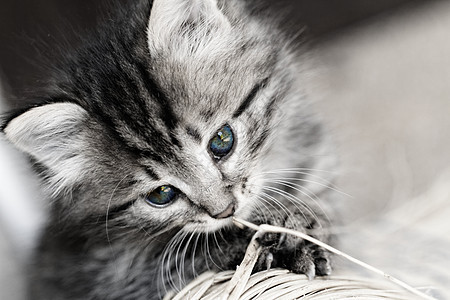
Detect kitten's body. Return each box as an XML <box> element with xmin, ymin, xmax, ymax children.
<box><xmin>2</xmin><ymin>1</ymin><xmax>336</xmax><ymax>299</ymax></box>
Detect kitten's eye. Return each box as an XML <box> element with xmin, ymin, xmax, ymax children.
<box><xmin>209</xmin><ymin>124</ymin><xmax>234</xmax><ymax>159</ymax></box>
<box><xmin>145</xmin><ymin>186</ymin><xmax>177</xmax><ymax>206</ymax></box>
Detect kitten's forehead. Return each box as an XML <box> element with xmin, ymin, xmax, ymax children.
<box><xmin>145</xmin><ymin>0</ymin><xmax>277</xmax><ymax>120</ymax></box>
<box><xmin>71</xmin><ymin>0</ymin><xmax>284</xmax><ymax>179</ymax></box>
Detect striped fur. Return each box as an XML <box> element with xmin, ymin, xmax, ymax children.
<box><xmin>2</xmin><ymin>0</ymin><xmax>336</xmax><ymax>299</ymax></box>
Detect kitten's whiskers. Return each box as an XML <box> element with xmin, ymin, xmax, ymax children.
<box><xmin>180</xmin><ymin>230</ymin><xmax>197</xmax><ymax>285</ymax></box>
<box><xmin>268</xmin><ymin>179</ymin><xmax>332</xmax><ymax>225</ymax></box>
<box><xmin>105</xmin><ymin>174</ymin><xmax>131</xmax><ymax>277</ymax></box>
<box><xmin>191</xmin><ymin>231</ymin><xmax>202</xmax><ymax>278</ymax></box>
<box><xmin>262</xmin><ymin>185</ymin><xmax>320</xmax><ymax>226</ymax></box>
<box><xmin>259</xmin><ymin>191</ymin><xmax>291</xmax><ymax>219</ymax></box>
<box><xmin>158</xmin><ymin>229</ymin><xmax>186</xmax><ymax>294</ymax></box>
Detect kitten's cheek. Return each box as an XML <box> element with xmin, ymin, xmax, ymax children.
<box><xmin>233</xmin><ymin>196</ymin><xmax>256</xmax><ymax>220</ymax></box>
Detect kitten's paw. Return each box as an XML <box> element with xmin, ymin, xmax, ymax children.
<box><xmin>289</xmin><ymin>244</ymin><xmax>332</xmax><ymax>279</ymax></box>
<box><xmin>250</xmin><ymin>212</ymin><xmax>332</xmax><ymax>278</ymax></box>
<box><xmin>253</xmin><ymin>237</ymin><xmax>332</xmax><ymax>278</ymax></box>
<box><xmin>312</xmin><ymin>246</ymin><xmax>332</xmax><ymax>276</ymax></box>
<box><xmin>254</xmin><ymin>248</ymin><xmax>276</xmax><ymax>272</ymax></box>
<box><xmin>291</xmin><ymin>247</ymin><xmax>316</xmax><ymax>279</ymax></box>
<box><xmin>252</xmin><ymin>227</ymin><xmax>285</xmax><ymax>272</ymax></box>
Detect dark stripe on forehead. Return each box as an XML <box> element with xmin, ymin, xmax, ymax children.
<box><xmin>186</xmin><ymin>126</ymin><xmax>202</xmax><ymax>143</ymax></box>
<box><xmin>201</xmin><ymin>109</ymin><xmax>215</xmax><ymax>121</ymax></box>
<box><xmin>86</xmin><ymin>51</ymin><xmax>176</xmax><ymax>163</ymax></box>
<box><xmin>247</xmin><ymin>105</ymin><xmax>276</xmax><ymax>157</ymax></box>
<box><xmin>135</xmin><ymin>61</ymin><xmax>181</xmax><ymax>148</ymax></box>
<box><xmin>144</xmin><ymin>166</ymin><xmax>160</xmax><ymax>180</ymax></box>
<box><xmin>232</xmin><ymin>77</ymin><xmax>269</xmax><ymax>118</ymax></box>
<box><xmin>124</xmin><ymin>145</ymin><xmax>165</xmax><ymax>164</ymax></box>
<box><xmin>264</xmin><ymin>94</ymin><xmax>281</xmax><ymax>119</ymax></box>
<box><xmin>251</xmin><ymin>127</ymin><xmax>270</xmax><ymax>155</ymax></box>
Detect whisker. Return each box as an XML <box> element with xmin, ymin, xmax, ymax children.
<box><xmin>262</xmin><ymin>185</ymin><xmax>323</xmax><ymax>229</ymax></box>
<box><xmin>180</xmin><ymin>230</ymin><xmax>196</xmax><ymax>285</ymax></box>
<box><xmin>130</xmin><ymin>203</ymin><xmax>176</xmax><ymax>241</ymax></box>
<box><xmin>259</xmin><ymin>191</ymin><xmax>292</xmax><ymax>217</ymax></box>
<box><xmin>205</xmin><ymin>232</ymin><xmax>222</xmax><ymax>271</ymax></box>
<box><xmin>191</xmin><ymin>232</ymin><xmax>201</xmax><ymax>278</ymax></box>
<box><xmin>158</xmin><ymin>229</ymin><xmax>185</xmax><ymax>294</ymax></box>
<box><xmin>269</xmin><ymin>176</ymin><xmax>350</xmax><ymax>197</ymax></box>
<box><xmin>250</xmin><ymin>193</ymin><xmax>277</xmax><ymax>222</ymax></box>
<box><xmin>105</xmin><ymin>174</ymin><xmax>130</xmax><ymax>277</ymax></box>
<box><xmin>253</xmin><ymin>195</ymin><xmax>273</xmax><ymax>215</ymax></box>
<box><xmin>268</xmin><ymin>179</ymin><xmax>332</xmax><ymax>225</ymax></box>
<box><xmin>254</xmin><ymin>202</ymin><xmax>271</xmax><ymax>222</ymax></box>
<box><xmin>174</xmin><ymin>231</ymin><xmax>189</xmax><ymax>290</ymax></box>
<box><xmin>212</xmin><ymin>231</ymin><xmax>225</xmax><ymax>257</ymax></box>
<box><xmin>261</xmin><ymin>188</ymin><xmax>311</xmax><ymax>226</ymax></box>
<box><xmin>160</xmin><ymin>235</ymin><xmax>174</xmax><ymax>294</ymax></box>
<box><xmin>201</xmin><ymin>234</ymin><xmax>210</xmax><ymax>271</ymax></box>
<box><xmin>258</xmin><ymin>167</ymin><xmax>337</xmax><ymax>175</ymax></box>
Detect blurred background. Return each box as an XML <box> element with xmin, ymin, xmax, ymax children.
<box><xmin>0</xmin><ymin>0</ymin><xmax>436</xmax><ymax>105</ymax></box>
<box><xmin>1</xmin><ymin>0</ymin><xmax>449</xmax><ymax>299</ymax></box>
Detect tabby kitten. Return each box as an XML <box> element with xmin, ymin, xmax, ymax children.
<box><xmin>2</xmin><ymin>0</ymin><xmax>336</xmax><ymax>299</ymax></box>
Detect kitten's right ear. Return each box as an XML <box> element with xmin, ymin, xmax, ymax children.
<box><xmin>147</xmin><ymin>0</ymin><xmax>231</xmax><ymax>53</ymax></box>
<box><xmin>3</xmin><ymin>103</ymin><xmax>88</xmax><ymax>186</ymax></box>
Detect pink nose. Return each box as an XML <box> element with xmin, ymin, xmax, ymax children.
<box><xmin>213</xmin><ymin>203</ymin><xmax>235</xmax><ymax>219</ymax></box>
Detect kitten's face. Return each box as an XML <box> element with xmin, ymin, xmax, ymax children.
<box><xmin>3</xmin><ymin>0</ymin><xmax>324</xmax><ymax>237</ymax></box>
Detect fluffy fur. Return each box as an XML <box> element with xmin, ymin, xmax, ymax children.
<box><xmin>2</xmin><ymin>0</ymin><xmax>336</xmax><ymax>299</ymax></box>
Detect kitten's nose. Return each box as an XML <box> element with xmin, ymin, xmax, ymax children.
<box><xmin>213</xmin><ymin>203</ymin><xmax>235</xmax><ymax>219</ymax></box>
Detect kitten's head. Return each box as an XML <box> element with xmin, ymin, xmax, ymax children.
<box><xmin>2</xmin><ymin>0</ymin><xmax>328</xmax><ymax>237</ymax></box>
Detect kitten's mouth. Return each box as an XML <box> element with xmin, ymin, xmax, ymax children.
<box><xmin>184</xmin><ymin>215</ymin><xmax>235</xmax><ymax>233</ymax></box>
<box><xmin>183</xmin><ymin>204</ymin><xmax>245</xmax><ymax>233</ymax></box>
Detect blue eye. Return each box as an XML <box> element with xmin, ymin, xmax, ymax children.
<box><xmin>209</xmin><ymin>124</ymin><xmax>234</xmax><ymax>159</ymax></box>
<box><xmin>145</xmin><ymin>186</ymin><xmax>177</xmax><ymax>206</ymax></box>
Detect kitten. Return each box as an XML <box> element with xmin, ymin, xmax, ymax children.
<box><xmin>2</xmin><ymin>0</ymin><xmax>336</xmax><ymax>299</ymax></box>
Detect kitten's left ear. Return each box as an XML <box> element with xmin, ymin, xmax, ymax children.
<box><xmin>3</xmin><ymin>103</ymin><xmax>86</xmax><ymax>161</ymax></box>
<box><xmin>147</xmin><ymin>0</ymin><xmax>231</xmax><ymax>53</ymax></box>
<box><xmin>3</xmin><ymin>103</ymin><xmax>88</xmax><ymax>193</ymax></box>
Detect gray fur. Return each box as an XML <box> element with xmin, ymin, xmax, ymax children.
<box><xmin>2</xmin><ymin>0</ymin><xmax>336</xmax><ymax>299</ymax></box>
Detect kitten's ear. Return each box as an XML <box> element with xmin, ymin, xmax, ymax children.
<box><xmin>3</xmin><ymin>103</ymin><xmax>87</xmax><ymax>181</ymax></box>
<box><xmin>147</xmin><ymin>0</ymin><xmax>231</xmax><ymax>52</ymax></box>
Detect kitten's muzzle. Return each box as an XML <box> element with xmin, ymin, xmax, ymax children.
<box><xmin>213</xmin><ymin>203</ymin><xmax>235</xmax><ymax>219</ymax></box>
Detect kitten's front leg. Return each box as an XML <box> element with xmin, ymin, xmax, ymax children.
<box><xmin>238</xmin><ymin>201</ymin><xmax>332</xmax><ymax>278</ymax></box>
<box><xmin>207</xmin><ymin>207</ymin><xmax>332</xmax><ymax>279</ymax></box>
<box><xmin>253</xmin><ymin>209</ymin><xmax>333</xmax><ymax>279</ymax></box>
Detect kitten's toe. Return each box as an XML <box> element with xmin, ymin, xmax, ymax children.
<box><xmin>290</xmin><ymin>248</ymin><xmax>316</xmax><ymax>280</ymax></box>
<box><xmin>265</xmin><ymin>252</ymin><xmax>274</xmax><ymax>270</ymax></box>
<box><xmin>311</xmin><ymin>246</ymin><xmax>332</xmax><ymax>276</ymax></box>
<box><xmin>313</xmin><ymin>248</ymin><xmax>332</xmax><ymax>276</ymax></box>
<box><xmin>315</xmin><ymin>257</ymin><xmax>332</xmax><ymax>276</ymax></box>
<box><xmin>285</xmin><ymin>245</ymin><xmax>331</xmax><ymax>279</ymax></box>
<box><xmin>254</xmin><ymin>248</ymin><xmax>277</xmax><ymax>272</ymax></box>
